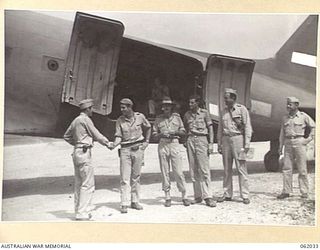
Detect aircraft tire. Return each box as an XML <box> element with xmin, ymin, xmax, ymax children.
<box><xmin>264</xmin><ymin>151</ymin><xmax>280</xmax><ymax>172</ymax></box>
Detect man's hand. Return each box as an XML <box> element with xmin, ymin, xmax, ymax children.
<box><xmin>162</xmin><ymin>131</ymin><xmax>171</xmax><ymax>138</ymax></box>
<box><xmin>303</xmin><ymin>137</ymin><xmax>312</xmax><ymax>145</ymax></box>
<box><xmin>140</xmin><ymin>142</ymin><xmax>149</xmax><ymax>150</ymax></box>
<box><xmin>107</xmin><ymin>142</ymin><xmax>114</xmax><ymax>150</ymax></box>
<box><xmin>208</xmin><ymin>143</ymin><xmax>214</xmax><ymax>154</ymax></box>
<box><xmin>218</xmin><ymin>144</ymin><xmax>222</xmax><ymax>154</ymax></box>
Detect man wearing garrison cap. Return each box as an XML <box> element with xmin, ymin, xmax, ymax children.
<box><xmin>277</xmin><ymin>97</ymin><xmax>315</xmax><ymax>200</ymax></box>
<box><xmin>64</xmin><ymin>99</ymin><xmax>111</xmax><ymax>220</ymax></box>
<box><xmin>217</xmin><ymin>88</ymin><xmax>252</xmax><ymax>204</ymax></box>
<box><xmin>110</xmin><ymin>98</ymin><xmax>151</xmax><ymax>214</ymax></box>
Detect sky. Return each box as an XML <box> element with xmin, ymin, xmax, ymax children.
<box><xmin>38</xmin><ymin>11</ymin><xmax>308</xmax><ymax>59</ymax></box>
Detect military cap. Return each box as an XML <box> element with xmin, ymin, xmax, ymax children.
<box><xmin>120</xmin><ymin>98</ymin><xmax>133</xmax><ymax>106</ymax></box>
<box><xmin>161</xmin><ymin>96</ymin><xmax>175</xmax><ymax>105</ymax></box>
<box><xmin>79</xmin><ymin>99</ymin><xmax>94</xmax><ymax>110</ymax></box>
<box><xmin>224</xmin><ymin>88</ymin><xmax>237</xmax><ymax>96</ymax></box>
<box><xmin>287</xmin><ymin>96</ymin><xmax>299</xmax><ymax>103</ymax></box>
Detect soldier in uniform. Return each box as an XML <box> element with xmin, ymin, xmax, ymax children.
<box><xmin>184</xmin><ymin>95</ymin><xmax>216</xmax><ymax>207</ymax></box>
<box><xmin>152</xmin><ymin>97</ymin><xmax>191</xmax><ymax>207</ymax></box>
<box><xmin>110</xmin><ymin>98</ymin><xmax>151</xmax><ymax>213</ymax></box>
<box><xmin>217</xmin><ymin>88</ymin><xmax>252</xmax><ymax>205</ymax></box>
<box><xmin>277</xmin><ymin>97</ymin><xmax>315</xmax><ymax>199</ymax></box>
<box><xmin>64</xmin><ymin>99</ymin><xmax>111</xmax><ymax>221</ymax></box>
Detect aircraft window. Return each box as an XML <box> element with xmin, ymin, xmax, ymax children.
<box><xmin>47</xmin><ymin>59</ymin><xmax>59</xmax><ymax>71</ymax></box>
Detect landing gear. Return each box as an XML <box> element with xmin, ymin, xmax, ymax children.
<box><xmin>264</xmin><ymin>140</ymin><xmax>281</xmax><ymax>172</ymax></box>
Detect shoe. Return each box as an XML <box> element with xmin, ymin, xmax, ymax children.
<box><xmin>120</xmin><ymin>206</ymin><xmax>128</xmax><ymax>213</ymax></box>
<box><xmin>75</xmin><ymin>213</ymin><xmax>92</xmax><ymax>221</ymax></box>
<box><xmin>182</xmin><ymin>199</ymin><xmax>191</xmax><ymax>206</ymax></box>
<box><xmin>164</xmin><ymin>199</ymin><xmax>171</xmax><ymax>207</ymax></box>
<box><xmin>277</xmin><ymin>193</ymin><xmax>290</xmax><ymax>199</ymax></box>
<box><xmin>194</xmin><ymin>197</ymin><xmax>203</xmax><ymax>204</ymax></box>
<box><xmin>205</xmin><ymin>198</ymin><xmax>216</xmax><ymax>207</ymax></box>
<box><xmin>301</xmin><ymin>193</ymin><xmax>308</xmax><ymax>199</ymax></box>
<box><xmin>131</xmin><ymin>202</ymin><xmax>143</xmax><ymax>210</ymax></box>
<box><xmin>216</xmin><ymin>196</ymin><xmax>232</xmax><ymax>203</ymax></box>
<box><xmin>243</xmin><ymin>198</ymin><xmax>250</xmax><ymax>205</ymax></box>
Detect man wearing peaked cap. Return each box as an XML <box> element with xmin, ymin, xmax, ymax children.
<box><xmin>64</xmin><ymin>98</ymin><xmax>112</xmax><ymax>221</ymax></box>
<box><xmin>153</xmin><ymin>97</ymin><xmax>191</xmax><ymax>207</ymax></box>
<box><xmin>110</xmin><ymin>97</ymin><xmax>151</xmax><ymax>214</ymax></box>
<box><xmin>217</xmin><ymin>88</ymin><xmax>252</xmax><ymax>204</ymax></box>
<box><xmin>277</xmin><ymin>96</ymin><xmax>315</xmax><ymax>200</ymax></box>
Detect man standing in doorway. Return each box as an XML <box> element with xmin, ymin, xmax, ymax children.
<box><xmin>153</xmin><ymin>97</ymin><xmax>191</xmax><ymax>207</ymax></box>
<box><xmin>184</xmin><ymin>95</ymin><xmax>216</xmax><ymax>207</ymax></box>
<box><xmin>110</xmin><ymin>98</ymin><xmax>151</xmax><ymax>213</ymax></box>
<box><xmin>217</xmin><ymin>88</ymin><xmax>252</xmax><ymax>205</ymax></box>
<box><xmin>277</xmin><ymin>97</ymin><xmax>315</xmax><ymax>200</ymax></box>
<box><xmin>64</xmin><ymin>99</ymin><xmax>111</xmax><ymax>221</ymax></box>
<box><xmin>148</xmin><ymin>77</ymin><xmax>170</xmax><ymax>118</ymax></box>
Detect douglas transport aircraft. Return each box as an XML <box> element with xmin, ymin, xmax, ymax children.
<box><xmin>4</xmin><ymin>10</ymin><xmax>317</xmax><ymax>171</ymax></box>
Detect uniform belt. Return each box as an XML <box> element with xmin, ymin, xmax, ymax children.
<box><xmin>189</xmin><ymin>132</ymin><xmax>207</xmax><ymax>137</ymax></box>
<box><xmin>75</xmin><ymin>145</ymin><xmax>93</xmax><ymax>149</ymax></box>
<box><xmin>159</xmin><ymin>138</ymin><xmax>179</xmax><ymax>143</ymax></box>
<box><xmin>285</xmin><ymin>135</ymin><xmax>303</xmax><ymax>139</ymax></box>
<box><xmin>121</xmin><ymin>140</ymin><xmax>144</xmax><ymax>148</ymax></box>
<box><xmin>223</xmin><ymin>133</ymin><xmax>242</xmax><ymax>137</ymax></box>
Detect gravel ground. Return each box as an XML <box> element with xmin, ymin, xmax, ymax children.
<box><xmin>2</xmin><ymin>135</ymin><xmax>316</xmax><ymax>225</ymax></box>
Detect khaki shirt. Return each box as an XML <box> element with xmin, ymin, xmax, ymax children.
<box><xmin>153</xmin><ymin>113</ymin><xmax>185</xmax><ymax>138</ymax></box>
<box><xmin>218</xmin><ymin>103</ymin><xmax>252</xmax><ymax>148</ymax></box>
<box><xmin>115</xmin><ymin>112</ymin><xmax>151</xmax><ymax>145</ymax></box>
<box><xmin>184</xmin><ymin>108</ymin><xmax>213</xmax><ymax>136</ymax></box>
<box><xmin>279</xmin><ymin>111</ymin><xmax>315</xmax><ymax>141</ymax></box>
<box><xmin>64</xmin><ymin>112</ymin><xmax>108</xmax><ymax>147</ymax></box>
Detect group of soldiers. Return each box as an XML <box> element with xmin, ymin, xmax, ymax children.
<box><xmin>64</xmin><ymin>88</ymin><xmax>315</xmax><ymax>221</ymax></box>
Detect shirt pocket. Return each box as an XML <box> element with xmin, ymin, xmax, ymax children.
<box><xmin>195</xmin><ymin>118</ymin><xmax>206</xmax><ymax>130</ymax></box>
<box><xmin>121</xmin><ymin>124</ymin><xmax>131</xmax><ymax>138</ymax></box>
<box><xmin>170</xmin><ymin>120</ymin><xmax>181</xmax><ymax>131</ymax></box>
<box><xmin>293</xmin><ymin>121</ymin><xmax>305</xmax><ymax>134</ymax></box>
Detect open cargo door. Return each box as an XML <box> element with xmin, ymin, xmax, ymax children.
<box><xmin>204</xmin><ymin>54</ymin><xmax>255</xmax><ymax>120</ymax></box>
<box><xmin>62</xmin><ymin>12</ymin><xmax>124</xmax><ymax>115</ymax></box>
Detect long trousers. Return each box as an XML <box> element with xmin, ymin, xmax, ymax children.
<box><xmin>158</xmin><ymin>138</ymin><xmax>187</xmax><ymax>194</ymax></box>
<box><xmin>73</xmin><ymin>148</ymin><xmax>94</xmax><ymax>219</ymax></box>
<box><xmin>282</xmin><ymin>137</ymin><xmax>309</xmax><ymax>195</ymax></box>
<box><xmin>221</xmin><ymin>135</ymin><xmax>249</xmax><ymax>199</ymax></box>
<box><xmin>186</xmin><ymin>135</ymin><xmax>212</xmax><ymax>199</ymax></box>
<box><xmin>119</xmin><ymin>146</ymin><xmax>144</xmax><ymax>206</ymax></box>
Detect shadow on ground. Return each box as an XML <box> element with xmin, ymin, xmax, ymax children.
<box><xmin>3</xmin><ymin>161</ymin><xmax>315</xmax><ymax>199</ymax></box>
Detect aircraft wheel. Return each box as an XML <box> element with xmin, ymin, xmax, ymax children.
<box><xmin>264</xmin><ymin>151</ymin><xmax>280</xmax><ymax>172</ymax></box>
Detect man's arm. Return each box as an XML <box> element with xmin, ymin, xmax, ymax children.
<box><xmin>242</xmin><ymin>106</ymin><xmax>253</xmax><ymax>149</ymax></box>
<box><xmin>217</xmin><ymin>116</ymin><xmax>222</xmax><ymax>151</ymax></box>
<box><xmin>63</xmin><ymin>124</ymin><xmax>75</xmax><ymax>146</ymax></box>
<box><xmin>141</xmin><ymin>114</ymin><xmax>151</xmax><ymax>150</ymax></box>
<box><xmin>278</xmin><ymin>120</ymin><xmax>284</xmax><ymax>155</ymax></box>
<box><xmin>85</xmin><ymin>118</ymin><xmax>109</xmax><ymax>146</ymax></box>
<box><xmin>304</xmin><ymin>113</ymin><xmax>315</xmax><ymax>144</ymax></box>
<box><xmin>204</xmin><ymin>110</ymin><xmax>214</xmax><ymax>154</ymax></box>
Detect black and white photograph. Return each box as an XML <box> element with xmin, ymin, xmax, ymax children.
<box><xmin>3</xmin><ymin>10</ymin><xmax>317</xmax><ymax>225</ymax></box>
